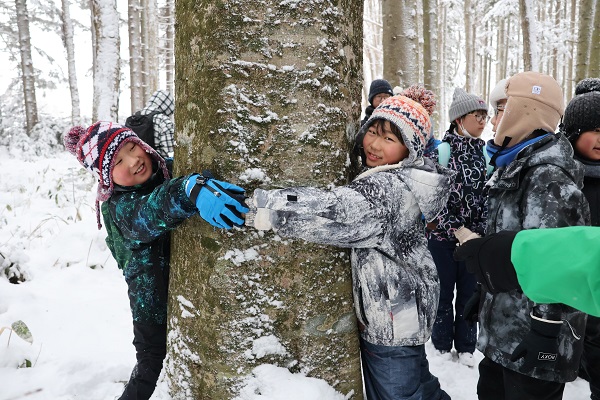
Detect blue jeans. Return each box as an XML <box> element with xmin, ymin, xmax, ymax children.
<box><xmin>428</xmin><ymin>239</ymin><xmax>477</xmax><ymax>353</ymax></box>
<box><xmin>360</xmin><ymin>338</ymin><xmax>451</xmax><ymax>400</ymax></box>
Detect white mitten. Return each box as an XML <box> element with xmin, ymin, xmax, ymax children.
<box><xmin>244</xmin><ymin>194</ymin><xmax>274</xmax><ymax>231</ymax></box>
<box><xmin>454</xmin><ymin>226</ymin><xmax>481</xmax><ymax>245</ymax></box>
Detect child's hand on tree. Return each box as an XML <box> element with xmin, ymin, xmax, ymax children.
<box><xmin>185</xmin><ymin>175</ymin><xmax>249</xmax><ymax>229</ymax></box>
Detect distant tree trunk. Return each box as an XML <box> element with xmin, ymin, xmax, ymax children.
<box><xmin>61</xmin><ymin>0</ymin><xmax>81</xmax><ymax>125</ymax></box>
<box><xmin>15</xmin><ymin>0</ymin><xmax>38</xmax><ymax>134</ymax></box>
<box><xmin>169</xmin><ymin>0</ymin><xmax>364</xmax><ymax>399</ymax></box>
<box><xmin>163</xmin><ymin>0</ymin><xmax>174</xmax><ymax>94</ymax></box>
<box><xmin>576</xmin><ymin>0</ymin><xmax>594</xmax><ymax>81</ymax></box>
<box><xmin>382</xmin><ymin>0</ymin><xmax>419</xmax><ymax>89</ymax></box>
<box><xmin>567</xmin><ymin>0</ymin><xmax>577</xmax><ymax>97</ymax></box>
<box><xmin>363</xmin><ymin>0</ymin><xmax>383</xmax><ymax>112</ymax></box>
<box><xmin>145</xmin><ymin>0</ymin><xmax>158</xmax><ymax>94</ymax></box>
<box><xmin>589</xmin><ymin>0</ymin><xmax>600</xmax><ymax>77</ymax></box>
<box><xmin>129</xmin><ymin>0</ymin><xmax>143</xmax><ymax>112</ymax></box>
<box><xmin>90</xmin><ymin>0</ymin><xmax>120</xmax><ymax>121</ymax></box>
<box><xmin>464</xmin><ymin>0</ymin><xmax>473</xmax><ymax>91</ymax></box>
<box><xmin>139</xmin><ymin>0</ymin><xmax>158</xmax><ymax>102</ymax></box>
<box><xmin>519</xmin><ymin>0</ymin><xmax>539</xmax><ymax>71</ymax></box>
<box><xmin>422</xmin><ymin>0</ymin><xmax>439</xmax><ymax>127</ymax></box>
<box><xmin>437</xmin><ymin>1</ymin><xmax>447</xmax><ymax>135</ymax></box>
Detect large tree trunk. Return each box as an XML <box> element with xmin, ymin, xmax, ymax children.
<box><xmin>15</xmin><ymin>0</ymin><xmax>38</xmax><ymax>134</ymax></box>
<box><xmin>61</xmin><ymin>0</ymin><xmax>81</xmax><ymax>125</ymax></box>
<box><xmin>382</xmin><ymin>0</ymin><xmax>419</xmax><ymax>89</ymax></box>
<box><xmin>90</xmin><ymin>0</ymin><xmax>120</xmax><ymax>121</ymax></box>
<box><xmin>169</xmin><ymin>0</ymin><xmax>364</xmax><ymax>399</ymax></box>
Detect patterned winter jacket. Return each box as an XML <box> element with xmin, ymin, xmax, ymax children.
<box><xmin>101</xmin><ymin>164</ymin><xmax>197</xmax><ymax>324</ymax></box>
<box><xmin>426</xmin><ymin>129</ymin><xmax>488</xmax><ymax>241</ymax></box>
<box><xmin>254</xmin><ymin>159</ymin><xmax>454</xmax><ymax>347</ymax></box>
<box><xmin>141</xmin><ymin>90</ymin><xmax>175</xmax><ymax>158</ymax></box>
<box><xmin>481</xmin><ymin>133</ymin><xmax>590</xmax><ymax>382</ymax></box>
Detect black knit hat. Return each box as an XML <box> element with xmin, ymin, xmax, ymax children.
<box><xmin>564</xmin><ymin>78</ymin><xmax>600</xmax><ymax>143</ymax></box>
<box><xmin>368</xmin><ymin>79</ymin><xmax>394</xmax><ymax>105</ymax></box>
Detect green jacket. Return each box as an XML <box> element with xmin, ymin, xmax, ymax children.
<box><xmin>512</xmin><ymin>226</ymin><xmax>600</xmax><ymax>317</ymax></box>
<box><xmin>101</xmin><ymin>167</ymin><xmax>197</xmax><ymax>324</ymax></box>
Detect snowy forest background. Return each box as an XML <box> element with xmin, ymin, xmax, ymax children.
<box><xmin>0</xmin><ymin>0</ymin><xmax>599</xmax><ymax>399</ymax></box>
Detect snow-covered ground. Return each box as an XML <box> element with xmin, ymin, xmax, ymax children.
<box><xmin>0</xmin><ymin>146</ymin><xmax>591</xmax><ymax>400</ymax></box>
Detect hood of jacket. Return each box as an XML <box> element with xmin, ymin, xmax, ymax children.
<box><xmin>142</xmin><ymin>90</ymin><xmax>174</xmax><ymax>116</ymax></box>
<box><xmin>355</xmin><ymin>157</ymin><xmax>455</xmax><ymax>221</ymax></box>
<box><xmin>489</xmin><ymin>133</ymin><xmax>583</xmax><ymax>191</ymax></box>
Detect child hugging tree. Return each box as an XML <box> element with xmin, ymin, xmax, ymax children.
<box><xmin>247</xmin><ymin>86</ymin><xmax>453</xmax><ymax>400</ymax></box>
<box><xmin>64</xmin><ymin>121</ymin><xmax>248</xmax><ymax>400</ymax></box>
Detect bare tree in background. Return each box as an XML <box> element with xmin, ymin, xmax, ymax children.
<box><xmin>140</xmin><ymin>0</ymin><xmax>158</xmax><ymax>100</ymax></box>
<box><xmin>519</xmin><ymin>0</ymin><xmax>538</xmax><ymax>72</ymax></box>
<box><xmin>168</xmin><ymin>0</ymin><xmax>364</xmax><ymax>398</ymax></box>
<box><xmin>61</xmin><ymin>0</ymin><xmax>81</xmax><ymax>125</ymax></box>
<box><xmin>162</xmin><ymin>0</ymin><xmax>174</xmax><ymax>94</ymax></box>
<box><xmin>128</xmin><ymin>0</ymin><xmax>143</xmax><ymax>112</ymax></box>
<box><xmin>90</xmin><ymin>0</ymin><xmax>120</xmax><ymax>121</ymax></box>
<box><xmin>423</xmin><ymin>0</ymin><xmax>440</xmax><ymax>128</ymax></box>
<box><xmin>382</xmin><ymin>0</ymin><xmax>419</xmax><ymax>88</ymax></box>
<box><xmin>15</xmin><ymin>0</ymin><xmax>37</xmax><ymax>134</ymax></box>
<box><xmin>588</xmin><ymin>0</ymin><xmax>600</xmax><ymax>77</ymax></box>
<box><xmin>576</xmin><ymin>0</ymin><xmax>594</xmax><ymax>82</ymax></box>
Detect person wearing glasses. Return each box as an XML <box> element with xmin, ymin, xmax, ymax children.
<box><xmin>474</xmin><ymin>71</ymin><xmax>589</xmax><ymax>400</ymax></box>
<box><xmin>424</xmin><ymin>88</ymin><xmax>489</xmax><ymax>367</ymax></box>
<box><xmin>489</xmin><ymin>78</ymin><xmax>508</xmax><ymax>133</ymax></box>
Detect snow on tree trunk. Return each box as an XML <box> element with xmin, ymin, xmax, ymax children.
<box><xmin>128</xmin><ymin>0</ymin><xmax>144</xmax><ymax>112</ymax></box>
<box><xmin>382</xmin><ymin>0</ymin><xmax>419</xmax><ymax>89</ymax></box>
<box><xmin>519</xmin><ymin>0</ymin><xmax>539</xmax><ymax>72</ymax></box>
<box><xmin>15</xmin><ymin>0</ymin><xmax>38</xmax><ymax>134</ymax></box>
<box><xmin>163</xmin><ymin>0</ymin><xmax>174</xmax><ymax>94</ymax></box>
<box><xmin>422</xmin><ymin>0</ymin><xmax>439</xmax><ymax>128</ymax></box>
<box><xmin>144</xmin><ymin>0</ymin><xmax>158</xmax><ymax>97</ymax></box>
<box><xmin>90</xmin><ymin>0</ymin><xmax>120</xmax><ymax>121</ymax></box>
<box><xmin>464</xmin><ymin>0</ymin><xmax>473</xmax><ymax>91</ymax></box>
<box><xmin>588</xmin><ymin>0</ymin><xmax>600</xmax><ymax>77</ymax></box>
<box><xmin>61</xmin><ymin>0</ymin><xmax>81</xmax><ymax>126</ymax></box>
<box><xmin>576</xmin><ymin>0</ymin><xmax>594</xmax><ymax>82</ymax></box>
<box><xmin>168</xmin><ymin>0</ymin><xmax>364</xmax><ymax>399</ymax></box>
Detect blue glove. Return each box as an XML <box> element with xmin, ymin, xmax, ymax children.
<box><xmin>185</xmin><ymin>174</ymin><xmax>249</xmax><ymax>229</ymax></box>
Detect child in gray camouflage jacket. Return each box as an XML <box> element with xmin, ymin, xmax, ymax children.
<box><xmin>247</xmin><ymin>86</ymin><xmax>453</xmax><ymax>400</ymax></box>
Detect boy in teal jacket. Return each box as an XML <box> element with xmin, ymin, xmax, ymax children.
<box><xmin>64</xmin><ymin>121</ymin><xmax>248</xmax><ymax>400</ymax></box>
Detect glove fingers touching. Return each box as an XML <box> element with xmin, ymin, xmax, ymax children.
<box><xmin>185</xmin><ymin>174</ymin><xmax>249</xmax><ymax>229</ymax></box>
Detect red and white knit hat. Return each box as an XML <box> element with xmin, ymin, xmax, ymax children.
<box><xmin>64</xmin><ymin>121</ymin><xmax>168</xmax><ymax>228</ymax></box>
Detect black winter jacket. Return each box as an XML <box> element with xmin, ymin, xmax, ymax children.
<box><xmin>481</xmin><ymin>133</ymin><xmax>590</xmax><ymax>382</ymax></box>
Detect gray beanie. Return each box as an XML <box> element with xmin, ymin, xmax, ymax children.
<box><xmin>448</xmin><ymin>88</ymin><xmax>488</xmax><ymax>122</ymax></box>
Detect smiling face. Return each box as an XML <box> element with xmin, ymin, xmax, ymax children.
<box><xmin>111</xmin><ymin>141</ymin><xmax>153</xmax><ymax>186</ymax></box>
<box><xmin>362</xmin><ymin>120</ymin><xmax>409</xmax><ymax>167</ymax></box>
<box><xmin>574</xmin><ymin>129</ymin><xmax>600</xmax><ymax>161</ymax></box>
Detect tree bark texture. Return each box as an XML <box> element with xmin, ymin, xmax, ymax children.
<box><xmin>90</xmin><ymin>0</ymin><xmax>120</xmax><ymax>121</ymax></box>
<box><xmin>169</xmin><ymin>0</ymin><xmax>364</xmax><ymax>398</ymax></box>
<box><xmin>576</xmin><ymin>0</ymin><xmax>594</xmax><ymax>81</ymax></box>
<box><xmin>128</xmin><ymin>0</ymin><xmax>144</xmax><ymax>112</ymax></box>
<box><xmin>15</xmin><ymin>0</ymin><xmax>38</xmax><ymax>134</ymax></box>
<box><xmin>588</xmin><ymin>0</ymin><xmax>600</xmax><ymax>77</ymax></box>
<box><xmin>382</xmin><ymin>0</ymin><xmax>419</xmax><ymax>89</ymax></box>
<box><xmin>61</xmin><ymin>0</ymin><xmax>81</xmax><ymax>125</ymax></box>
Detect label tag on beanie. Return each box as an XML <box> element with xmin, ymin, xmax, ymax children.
<box><xmin>532</xmin><ymin>86</ymin><xmax>542</xmax><ymax>95</ymax></box>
